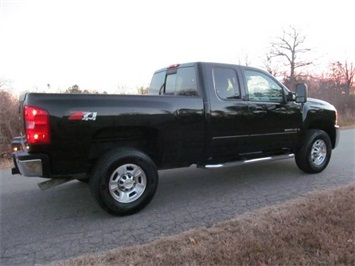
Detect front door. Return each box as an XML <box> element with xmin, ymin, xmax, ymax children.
<box><xmin>243</xmin><ymin>68</ymin><xmax>302</xmax><ymax>152</ymax></box>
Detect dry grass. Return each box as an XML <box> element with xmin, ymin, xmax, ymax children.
<box><xmin>49</xmin><ymin>183</ymin><xmax>355</xmax><ymax>266</ymax></box>
<box><xmin>339</xmin><ymin>118</ymin><xmax>355</xmax><ymax>128</ymax></box>
<box><xmin>339</xmin><ymin>110</ymin><xmax>355</xmax><ymax>128</ymax></box>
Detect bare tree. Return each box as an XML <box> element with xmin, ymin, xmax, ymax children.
<box><xmin>237</xmin><ymin>52</ymin><xmax>251</xmax><ymax>67</ymax></box>
<box><xmin>64</xmin><ymin>84</ymin><xmax>83</xmax><ymax>94</ymax></box>
<box><xmin>329</xmin><ymin>62</ymin><xmax>344</xmax><ymax>94</ymax></box>
<box><xmin>263</xmin><ymin>54</ymin><xmax>281</xmax><ymax>77</ymax></box>
<box><xmin>268</xmin><ymin>26</ymin><xmax>312</xmax><ymax>91</ymax></box>
<box><xmin>329</xmin><ymin>60</ymin><xmax>355</xmax><ymax>95</ymax></box>
<box><xmin>343</xmin><ymin>60</ymin><xmax>355</xmax><ymax>95</ymax></box>
<box><xmin>137</xmin><ymin>86</ymin><xmax>148</xmax><ymax>95</ymax></box>
<box><xmin>0</xmin><ymin>78</ymin><xmax>12</xmax><ymax>91</ymax></box>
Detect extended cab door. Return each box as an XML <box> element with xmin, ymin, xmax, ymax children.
<box><xmin>149</xmin><ymin>63</ymin><xmax>205</xmax><ymax>165</ymax></box>
<box><xmin>242</xmin><ymin>67</ymin><xmax>302</xmax><ymax>152</ymax></box>
<box><xmin>204</xmin><ymin>64</ymin><xmax>251</xmax><ymax>161</ymax></box>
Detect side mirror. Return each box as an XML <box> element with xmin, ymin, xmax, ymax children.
<box><xmin>295</xmin><ymin>83</ymin><xmax>308</xmax><ymax>103</ymax></box>
<box><xmin>286</xmin><ymin>91</ymin><xmax>295</xmax><ymax>101</ymax></box>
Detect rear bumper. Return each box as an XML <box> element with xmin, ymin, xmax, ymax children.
<box><xmin>13</xmin><ymin>157</ymin><xmax>42</xmax><ymax>176</ymax></box>
<box><xmin>12</xmin><ymin>137</ymin><xmax>50</xmax><ymax>177</ymax></box>
<box><xmin>12</xmin><ymin>152</ymin><xmax>50</xmax><ymax>177</ymax></box>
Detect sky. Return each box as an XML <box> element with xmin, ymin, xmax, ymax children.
<box><xmin>0</xmin><ymin>0</ymin><xmax>353</xmax><ymax>95</ymax></box>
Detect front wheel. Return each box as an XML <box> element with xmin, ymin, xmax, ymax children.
<box><xmin>90</xmin><ymin>149</ymin><xmax>158</xmax><ymax>216</ymax></box>
<box><xmin>295</xmin><ymin>129</ymin><xmax>332</xmax><ymax>173</ymax></box>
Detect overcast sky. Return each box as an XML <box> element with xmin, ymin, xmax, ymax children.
<box><xmin>0</xmin><ymin>0</ymin><xmax>353</xmax><ymax>95</ymax></box>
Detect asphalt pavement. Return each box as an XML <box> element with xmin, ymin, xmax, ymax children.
<box><xmin>1</xmin><ymin>129</ymin><xmax>354</xmax><ymax>265</ymax></box>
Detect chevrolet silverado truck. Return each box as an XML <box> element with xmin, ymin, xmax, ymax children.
<box><xmin>11</xmin><ymin>62</ymin><xmax>340</xmax><ymax>215</ymax></box>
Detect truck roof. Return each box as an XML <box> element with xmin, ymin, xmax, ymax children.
<box><xmin>153</xmin><ymin>61</ymin><xmax>264</xmax><ymax>74</ymax></box>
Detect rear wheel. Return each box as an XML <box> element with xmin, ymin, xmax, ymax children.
<box><xmin>90</xmin><ymin>149</ymin><xmax>158</xmax><ymax>216</ymax></box>
<box><xmin>295</xmin><ymin>129</ymin><xmax>332</xmax><ymax>173</ymax></box>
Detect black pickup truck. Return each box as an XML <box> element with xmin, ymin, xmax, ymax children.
<box><xmin>11</xmin><ymin>62</ymin><xmax>339</xmax><ymax>215</ymax></box>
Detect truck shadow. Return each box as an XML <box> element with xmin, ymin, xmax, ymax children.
<box><xmin>3</xmin><ymin>159</ymin><xmax>308</xmax><ymax>221</ymax></box>
<box><xmin>154</xmin><ymin>160</ymin><xmax>305</xmax><ymax>211</ymax></box>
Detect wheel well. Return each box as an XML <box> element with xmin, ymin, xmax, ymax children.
<box><xmin>308</xmin><ymin>119</ymin><xmax>336</xmax><ymax>148</ymax></box>
<box><xmin>88</xmin><ymin>126</ymin><xmax>162</xmax><ymax>170</ymax></box>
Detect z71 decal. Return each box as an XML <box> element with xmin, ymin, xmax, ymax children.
<box><xmin>69</xmin><ymin>111</ymin><xmax>97</xmax><ymax>121</ymax></box>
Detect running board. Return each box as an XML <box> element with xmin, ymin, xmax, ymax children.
<box><xmin>198</xmin><ymin>154</ymin><xmax>294</xmax><ymax>169</ymax></box>
<box><xmin>38</xmin><ymin>177</ymin><xmax>74</xmax><ymax>190</ymax></box>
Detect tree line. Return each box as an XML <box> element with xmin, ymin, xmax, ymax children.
<box><xmin>0</xmin><ymin>26</ymin><xmax>354</xmax><ymax>158</ymax></box>
<box><xmin>0</xmin><ymin>90</ymin><xmax>22</xmax><ymax>158</ymax></box>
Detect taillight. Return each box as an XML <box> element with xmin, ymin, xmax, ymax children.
<box><xmin>24</xmin><ymin>106</ymin><xmax>50</xmax><ymax>144</ymax></box>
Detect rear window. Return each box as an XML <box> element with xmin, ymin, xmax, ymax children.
<box><xmin>148</xmin><ymin>71</ymin><xmax>166</xmax><ymax>95</ymax></box>
<box><xmin>149</xmin><ymin>66</ymin><xmax>198</xmax><ymax>96</ymax></box>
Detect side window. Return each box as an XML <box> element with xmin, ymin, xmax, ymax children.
<box><xmin>213</xmin><ymin>67</ymin><xmax>240</xmax><ymax>100</ymax></box>
<box><xmin>245</xmin><ymin>70</ymin><xmax>283</xmax><ymax>102</ymax></box>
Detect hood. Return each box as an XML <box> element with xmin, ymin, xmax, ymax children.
<box><xmin>306</xmin><ymin>98</ymin><xmax>336</xmax><ymax>111</ymax></box>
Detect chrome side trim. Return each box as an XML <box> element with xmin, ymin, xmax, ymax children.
<box><xmin>198</xmin><ymin>154</ymin><xmax>295</xmax><ymax>169</ymax></box>
<box><xmin>249</xmin><ymin>132</ymin><xmax>298</xmax><ymax>137</ymax></box>
<box><xmin>213</xmin><ymin>135</ymin><xmax>249</xmax><ymax>140</ymax></box>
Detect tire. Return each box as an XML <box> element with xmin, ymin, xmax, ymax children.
<box><xmin>90</xmin><ymin>149</ymin><xmax>158</xmax><ymax>216</ymax></box>
<box><xmin>295</xmin><ymin>129</ymin><xmax>332</xmax><ymax>173</ymax></box>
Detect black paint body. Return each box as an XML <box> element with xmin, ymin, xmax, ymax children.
<box><xmin>12</xmin><ymin>62</ymin><xmax>339</xmax><ymax>178</ymax></box>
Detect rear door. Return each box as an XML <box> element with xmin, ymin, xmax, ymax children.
<box><xmin>149</xmin><ymin>64</ymin><xmax>205</xmax><ymax>164</ymax></box>
<box><xmin>204</xmin><ymin>64</ymin><xmax>250</xmax><ymax>161</ymax></box>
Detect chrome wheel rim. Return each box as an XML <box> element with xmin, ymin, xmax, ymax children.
<box><xmin>311</xmin><ymin>139</ymin><xmax>327</xmax><ymax>166</ymax></box>
<box><xmin>109</xmin><ymin>164</ymin><xmax>147</xmax><ymax>203</ymax></box>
